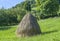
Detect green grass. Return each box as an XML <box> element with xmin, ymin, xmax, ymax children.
<box><xmin>0</xmin><ymin>17</ymin><xmax>60</xmax><ymax>41</ymax></box>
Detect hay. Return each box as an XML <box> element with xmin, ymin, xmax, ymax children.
<box><xmin>16</xmin><ymin>14</ymin><xmax>41</xmax><ymax>37</ymax></box>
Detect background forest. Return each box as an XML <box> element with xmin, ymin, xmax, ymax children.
<box><xmin>0</xmin><ymin>0</ymin><xmax>60</xmax><ymax>26</ymax></box>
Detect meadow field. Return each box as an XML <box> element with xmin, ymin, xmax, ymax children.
<box><xmin>0</xmin><ymin>17</ymin><xmax>60</xmax><ymax>41</ymax></box>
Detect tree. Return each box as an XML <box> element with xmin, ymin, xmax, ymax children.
<box><xmin>34</xmin><ymin>0</ymin><xmax>59</xmax><ymax>19</ymax></box>
<box><xmin>24</xmin><ymin>1</ymin><xmax>31</xmax><ymax>12</ymax></box>
<box><xmin>42</xmin><ymin>0</ymin><xmax>59</xmax><ymax>17</ymax></box>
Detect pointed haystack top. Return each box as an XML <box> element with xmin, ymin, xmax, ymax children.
<box><xmin>16</xmin><ymin>14</ymin><xmax>41</xmax><ymax>37</ymax></box>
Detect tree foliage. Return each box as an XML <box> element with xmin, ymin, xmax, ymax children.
<box><xmin>0</xmin><ymin>0</ymin><xmax>59</xmax><ymax>25</ymax></box>
<box><xmin>33</xmin><ymin>0</ymin><xmax>59</xmax><ymax>19</ymax></box>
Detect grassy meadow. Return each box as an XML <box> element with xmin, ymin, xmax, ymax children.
<box><xmin>0</xmin><ymin>17</ymin><xmax>60</xmax><ymax>41</ymax></box>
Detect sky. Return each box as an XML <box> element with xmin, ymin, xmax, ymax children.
<box><xmin>0</xmin><ymin>0</ymin><xmax>24</xmax><ymax>9</ymax></box>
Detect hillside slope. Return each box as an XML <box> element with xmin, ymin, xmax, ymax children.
<box><xmin>0</xmin><ymin>17</ymin><xmax>60</xmax><ymax>41</ymax></box>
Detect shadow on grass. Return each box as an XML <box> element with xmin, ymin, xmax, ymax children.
<box><xmin>41</xmin><ymin>30</ymin><xmax>58</xmax><ymax>35</ymax></box>
<box><xmin>53</xmin><ymin>39</ymin><xmax>60</xmax><ymax>41</ymax></box>
<box><xmin>0</xmin><ymin>26</ymin><xmax>11</xmax><ymax>30</ymax></box>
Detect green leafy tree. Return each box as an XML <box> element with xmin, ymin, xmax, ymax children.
<box><xmin>41</xmin><ymin>0</ymin><xmax>59</xmax><ymax>18</ymax></box>
<box><xmin>34</xmin><ymin>0</ymin><xmax>59</xmax><ymax>19</ymax></box>
<box><xmin>24</xmin><ymin>1</ymin><xmax>31</xmax><ymax>13</ymax></box>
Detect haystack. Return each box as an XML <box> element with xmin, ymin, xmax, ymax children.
<box><xmin>16</xmin><ymin>14</ymin><xmax>41</xmax><ymax>37</ymax></box>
